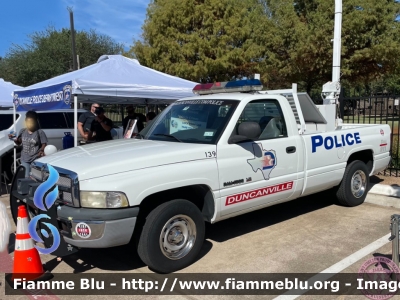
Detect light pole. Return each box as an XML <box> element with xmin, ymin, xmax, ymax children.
<box><xmin>67</xmin><ymin>7</ymin><xmax>77</xmax><ymax>71</ymax></box>
<box><xmin>332</xmin><ymin>0</ymin><xmax>342</xmax><ymax>84</ymax></box>
<box><xmin>320</xmin><ymin>0</ymin><xmax>343</xmax><ymax>127</ymax></box>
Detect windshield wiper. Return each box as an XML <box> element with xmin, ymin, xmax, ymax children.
<box><xmin>154</xmin><ymin>134</ymin><xmax>183</xmax><ymax>142</ymax></box>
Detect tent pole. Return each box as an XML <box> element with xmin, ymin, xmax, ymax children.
<box><xmin>13</xmin><ymin>102</ymin><xmax>16</xmax><ymax>173</ymax></box>
<box><xmin>74</xmin><ymin>95</ymin><xmax>78</xmax><ymax>147</ymax></box>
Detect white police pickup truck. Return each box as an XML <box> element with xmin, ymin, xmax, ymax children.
<box><xmin>10</xmin><ymin>80</ymin><xmax>391</xmax><ymax>273</ymax></box>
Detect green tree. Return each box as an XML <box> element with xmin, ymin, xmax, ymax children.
<box><xmin>0</xmin><ymin>27</ymin><xmax>123</xmax><ymax>86</ymax></box>
<box><xmin>263</xmin><ymin>0</ymin><xmax>400</xmax><ymax>93</ymax></box>
<box><xmin>128</xmin><ymin>0</ymin><xmax>271</xmax><ymax>83</ymax></box>
<box><xmin>130</xmin><ymin>0</ymin><xmax>400</xmax><ymax>92</ymax></box>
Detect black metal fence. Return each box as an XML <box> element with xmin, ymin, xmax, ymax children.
<box><xmin>81</xmin><ymin>104</ymin><xmax>169</xmax><ymax>127</ymax></box>
<box><xmin>339</xmin><ymin>93</ymin><xmax>400</xmax><ymax>177</ymax></box>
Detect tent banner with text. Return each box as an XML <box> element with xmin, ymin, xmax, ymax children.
<box><xmin>13</xmin><ymin>81</ymin><xmax>73</xmax><ymax>111</ymax></box>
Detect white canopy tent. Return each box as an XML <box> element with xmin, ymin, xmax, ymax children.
<box><xmin>0</xmin><ymin>79</ymin><xmax>22</xmax><ymax>107</ymax></box>
<box><xmin>13</xmin><ymin>55</ymin><xmax>198</xmax><ymax>147</ymax></box>
<box><xmin>16</xmin><ymin>55</ymin><xmax>198</xmax><ymax>103</ymax></box>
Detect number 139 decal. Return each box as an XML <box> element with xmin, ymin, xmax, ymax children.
<box><xmin>205</xmin><ymin>151</ymin><xmax>217</xmax><ymax>158</ymax></box>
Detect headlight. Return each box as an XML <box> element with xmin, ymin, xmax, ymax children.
<box><xmin>80</xmin><ymin>191</ymin><xmax>129</xmax><ymax>208</ymax></box>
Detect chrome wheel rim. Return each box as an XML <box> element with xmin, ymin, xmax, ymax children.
<box><xmin>351</xmin><ymin>170</ymin><xmax>367</xmax><ymax>198</ymax></box>
<box><xmin>159</xmin><ymin>214</ymin><xmax>196</xmax><ymax>260</ymax></box>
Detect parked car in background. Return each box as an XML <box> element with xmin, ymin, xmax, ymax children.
<box><xmin>0</xmin><ymin>109</ymin><xmax>89</xmax><ymax>179</ymax></box>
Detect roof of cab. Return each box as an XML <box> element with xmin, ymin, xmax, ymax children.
<box><xmin>176</xmin><ymin>92</ymin><xmax>260</xmax><ymax>102</ymax></box>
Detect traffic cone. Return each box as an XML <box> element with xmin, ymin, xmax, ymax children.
<box><xmin>5</xmin><ymin>205</ymin><xmax>53</xmax><ymax>287</ymax></box>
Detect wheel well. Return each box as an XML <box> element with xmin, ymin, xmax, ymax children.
<box><xmin>137</xmin><ymin>185</ymin><xmax>214</xmax><ymax>225</ymax></box>
<box><xmin>347</xmin><ymin>150</ymin><xmax>373</xmax><ymax>174</ymax></box>
<box><xmin>132</xmin><ymin>185</ymin><xmax>214</xmax><ymax>244</ymax></box>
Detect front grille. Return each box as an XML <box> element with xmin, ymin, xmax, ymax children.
<box><xmin>62</xmin><ymin>191</ymin><xmax>73</xmax><ymax>204</ymax></box>
<box><xmin>31</xmin><ymin>168</ymin><xmax>72</xmax><ymax>188</ymax></box>
<box><xmin>57</xmin><ymin>176</ymin><xmax>72</xmax><ymax>188</ymax></box>
<box><xmin>30</xmin><ymin>165</ymin><xmax>78</xmax><ymax>207</ymax></box>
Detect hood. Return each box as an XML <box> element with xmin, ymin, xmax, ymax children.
<box><xmin>35</xmin><ymin>139</ymin><xmax>216</xmax><ymax>180</ymax></box>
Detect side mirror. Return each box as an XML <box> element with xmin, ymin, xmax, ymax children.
<box><xmin>228</xmin><ymin>135</ymin><xmax>252</xmax><ymax>144</ymax></box>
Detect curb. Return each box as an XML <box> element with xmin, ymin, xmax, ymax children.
<box><xmin>366</xmin><ymin>183</ymin><xmax>400</xmax><ymax>208</ymax></box>
<box><xmin>369</xmin><ymin>184</ymin><xmax>400</xmax><ymax>198</ymax></box>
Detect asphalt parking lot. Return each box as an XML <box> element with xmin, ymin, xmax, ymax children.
<box><xmin>1</xmin><ymin>188</ymin><xmax>399</xmax><ymax>300</ymax></box>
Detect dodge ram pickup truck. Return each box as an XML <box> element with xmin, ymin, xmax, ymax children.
<box><xmin>10</xmin><ymin>80</ymin><xmax>391</xmax><ymax>273</ymax></box>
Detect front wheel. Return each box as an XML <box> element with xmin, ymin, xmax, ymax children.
<box><xmin>336</xmin><ymin>160</ymin><xmax>369</xmax><ymax>207</ymax></box>
<box><xmin>137</xmin><ymin>199</ymin><xmax>205</xmax><ymax>273</ymax></box>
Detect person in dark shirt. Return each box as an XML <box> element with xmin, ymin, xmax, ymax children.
<box><xmin>122</xmin><ymin>105</ymin><xmax>146</xmax><ymax>133</ymax></box>
<box><xmin>88</xmin><ymin>107</ymin><xmax>114</xmax><ymax>142</ymax></box>
<box><xmin>144</xmin><ymin>111</ymin><xmax>157</xmax><ymax>128</ymax></box>
<box><xmin>78</xmin><ymin>103</ymin><xmax>99</xmax><ymax>140</ymax></box>
<box><xmin>8</xmin><ymin>111</ymin><xmax>48</xmax><ymax>178</ymax></box>
<box><xmin>146</xmin><ymin>112</ymin><xmax>156</xmax><ymax>122</ymax></box>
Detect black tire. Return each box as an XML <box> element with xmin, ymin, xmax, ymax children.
<box><xmin>336</xmin><ymin>160</ymin><xmax>369</xmax><ymax>207</ymax></box>
<box><xmin>137</xmin><ymin>199</ymin><xmax>205</xmax><ymax>273</ymax></box>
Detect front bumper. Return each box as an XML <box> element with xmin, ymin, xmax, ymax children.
<box><xmin>10</xmin><ymin>169</ymin><xmax>139</xmax><ymax>254</ymax></box>
<box><xmin>57</xmin><ymin>205</ymin><xmax>138</xmax><ymax>248</ymax></box>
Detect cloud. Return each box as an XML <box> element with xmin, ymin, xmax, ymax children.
<box><xmin>61</xmin><ymin>0</ymin><xmax>149</xmax><ymax>47</ymax></box>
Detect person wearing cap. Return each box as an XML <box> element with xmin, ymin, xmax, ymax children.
<box><xmin>88</xmin><ymin>107</ymin><xmax>114</xmax><ymax>142</ymax></box>
<box><xmin>122</xmin><ymin>105</ymin><xmax>146</xmax><ymax>133</ymax></box>
<box><xmin>78</xmin><ymin>103</ymin><xmax>100</xmax><ymax>140</ymax></box>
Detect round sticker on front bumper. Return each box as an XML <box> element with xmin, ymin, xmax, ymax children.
<box><xmin>75</xmin><ymin>222</ymin><xmax>91</xmax><ymax>239</ymax></box>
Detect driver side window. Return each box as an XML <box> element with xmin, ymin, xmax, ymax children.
<box><xmin>233</xmin><ymin>100</ymin><xmax>287</xmax><ymax>140</ymax></box>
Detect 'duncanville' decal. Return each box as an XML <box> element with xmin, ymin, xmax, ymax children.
<box><xmin>225</xmin><ymin>182</ymin><xmax>293</xmax><ymax>206</ymax></box>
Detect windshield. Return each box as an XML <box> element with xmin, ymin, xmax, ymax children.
<box><xmin>0</xmin><ymin>113</ymin><xmax>19</xmax><ymax>131</ymax></box>
<box><xmin>144</xmin><ymin>99</ymin><xmax>239</xmax><ymax>144</ymax></box>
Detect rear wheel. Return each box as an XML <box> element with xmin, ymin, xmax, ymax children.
<box><xmin>137</xmin><ymin>199</ymin><xmax>205</xmax><ymax>273</ymax></box>
<box><xmin>336</xmin><ymin>160</ymin><xmax>369</xmax><ymax>207</ymax></box>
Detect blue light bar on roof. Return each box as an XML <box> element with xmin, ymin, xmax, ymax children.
<box><xmin>193</xmin><ymin>79</ymin><xmax>263</xmax><ymax>95</ymax></box>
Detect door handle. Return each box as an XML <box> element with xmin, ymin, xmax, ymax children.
<box><xmin>286</xmin><ymin>146</ymin><xmax>296</xmax><ymax>154</ymax></box>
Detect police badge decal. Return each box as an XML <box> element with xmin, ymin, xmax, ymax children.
<box><xmin>63</xmin><ymin>84</ymin><xmax>72</xmax><ymax>105</ymax></box>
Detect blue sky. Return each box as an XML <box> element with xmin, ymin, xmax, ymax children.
<box><xmin>0</xmin><ymin>0</ymin><xmax>149</xmax><ymax>57</ymax></box>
